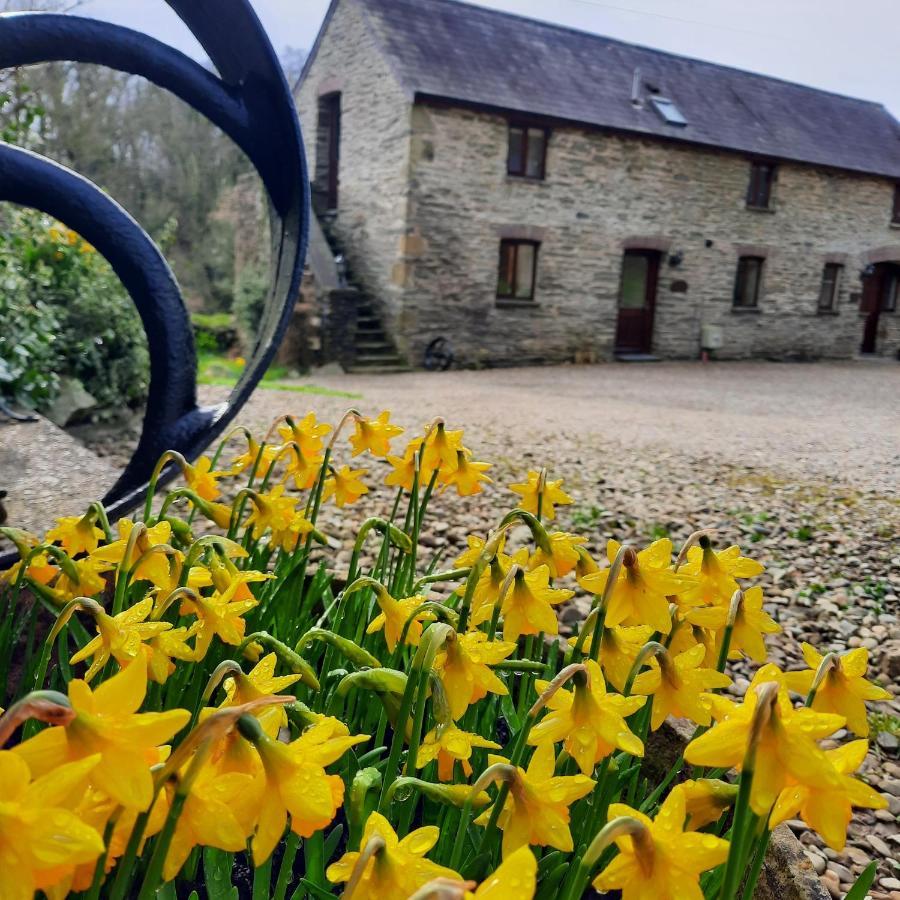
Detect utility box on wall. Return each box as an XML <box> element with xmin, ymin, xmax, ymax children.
<box><xmin>701</xmin><ymin>324</ymin><xmax>724</xmax><ymax>351</ymax></box>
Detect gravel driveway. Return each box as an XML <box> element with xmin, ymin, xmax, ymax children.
<box><xmin>203</xmin><ymin>359</ymin><xmax>900</xmax><ymax>897</ymax></box>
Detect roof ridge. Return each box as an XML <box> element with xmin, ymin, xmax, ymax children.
<box><xmin>367</xmin><ymin>0</ymin><xmax>889</xmax><ymax>110</ymax></box>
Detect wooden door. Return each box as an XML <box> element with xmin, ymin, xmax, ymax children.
<box><xmin>615</xmin><ymin>250</ymin><xmax>660</xmax><ymax>354</ymax></box>
<box><xmin>860</xmin><ymin>265</ymin><xmax>882</xmax><ymax>354</ymax></box>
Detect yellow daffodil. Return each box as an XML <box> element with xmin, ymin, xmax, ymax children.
<box><xmin>366</xmin><ymin>589</ymin><xmax>434</xmax><ymax>652</ymax></box>
<box><xmin>667</xmin><ymin>621</ymin><xmax>720</xmax><ymax>669</ymax></box>
<box><xmin>163</xmin><ymin>765</ymin><xmax>256</xmax><ymax>880</ymax></box>
<box><xmin>501</xmin><ymin>564</ymin><xmax>573</xmax><ymax>641</ymax></box>
<box><xmin>248</xmin><ymin>718</ymin><xmax>368</xmax><ymax>863</ymax></box>
<box><xmin>350</xmin><ymin>410</ymin><xmax>404</xmax><ymax>457</ymax></box>
<box><xmin>416</xmin><ymin>722</ymin><xmax>501</xmax><ymax>781</ymax></box>
<box><xmin>679</xmin><ymin>539</ymin><xmax>764</xmax><ymax>608</ymax></box>
<box><xmin>434</xmin><ymin>630</ymin><xmax>516</xmax><ymax>720</ymax></box>
<box><xmin>422</xmin><ymin>423</ymin><xmax>467</xmax><ymax>476</ymax></box>
<box><xmin>770</xmin><ymin>739</ymin><xmax>888</xmax><ymax>851</ymax></box>
<box><xmin>477</xmin><ymin>743</ymin><xmax>594</xmax><ymax>858</ymax></box>
<box><xmin>49</xmin><ymin>556</ymin><xmax>111</xmax><ymax>602</ymax></box>
<box><xmin>685</xmin><ymin>585</ymin><xmax>780</xmax><ymax>662</ymax></box>
<box><xmin>633</xmin><ymin>643</ymin><xmax>731</xmax><ymax>730</ymax></box>
<box><xmin>574</xmin><ymin>547</ymin><xmax>600</xmax><ymax>582</ymax></box>
<box><xmin>227</xmin><ymin>434</ymin><xmax>275</xmax><ymax>476</ymax></box>
<box><xmin>14</xmin><ymin>660</ymin><xmax>190</xmax><ymax>809</ymax></box>
<box><xmin>580</xmin><ymin>539</ymin><xmax>687</xmax><ymax>634</ymax></box>
<box><xmin>180</xmin><ymin>582</ymin><xmax>259</xmax><ymax>660</ymax></box>
<box><xmin>784</xmin><ymin>644</ymin><xmax>891</xmax><ymax>737</ymax></box>
<box><xmin>45</xmin><ymin>514</ymin><xmax>104</xmax><ymax>556</ymax></box>
<box><xmin>69</xmin><ymin>596</ymin><xmax>173</xmax><ymax>682</ymax></box>
<box><xmin>277</xmin><ymin>412</ymin><xmax>332</xmax><ymax>457</ymax></box>
<box><xmin>282</xmin><ymin>443</ymin><xmax>323</xmax><ymax>491</ymax></box>
<box><xmin>570</xmin><ymin>624</ymin><xmax>652</xmax><ymax>693</ymax></box>
<box><xmin>508</xmin><ymin>470</ymin><xmax>572</xmax><ymax>521</ymax></box>
<box><xmin>461</xmin><ymin>549</ymin><xmax>528</xmax><ymax>628</ymax></box>
<box><xmin>0</xmin><ymin>752</ymin><xmax>105</xmax><ymax>900</ymax></box>
<box><xmin>384</xmin><ymin>446</ymin><xmax>418</xmax><ymax>491</ymax></box>
<box><xmin>327</xmin><ymin>811</ymin><xmax>461</xmax><ymax>900</ymax></box>
<box><xmin>145</xmin><ymin>623</ymin><xmax>199</xmax><ymax>684</ymax></box>
<box><xmin>593</xmin><ymin>786</ymin><xmax>729</xmax><ymax>900</ymax></box>
<box><xmin>684</xmin><ymin>676</ymin><xmax>846</xmax><ymax>816</ymax></box>
<box><xmin>529</xmin><ymin>661</ymin><xmax>646</xmax><ymax>774</ymax></box>
<box><xmin>90</xmin><ymin>519</ymin><xmax>177</xmax><ymax>589</ymax></box>
<box><xmin>221</xmin><ymin>652</ymin><xmax>302</xmax><ymax>735</ymax></box>
<box><xmin>680</xmin><ymin>778</ymin><xmax>738</xmax><ymax>830</ymax></box>
<box><xmin>183</xmin><ymin>455</ymin><xmax>222</xmax><ymax>502</ymax></box>
<box><xmin>528</xmin><ymin>530</ymin><xmax>586</xmax><ymax>578</ymax></box>
<box><xmin>469</xmin><ymin>845</ymin><xmax>537</xmax><ymax>898</ymax></box>
<box><xmin>244</xmin><ymin>485</ymin><xmax>299</xmax><ymax>540</ymax></box>
<box><xmin>206</xmin><ymin>557</ymin><xmax>270</xmax><ymax>604</ymax></box>
<box><xmin>323</xmin><ymin>465</ymin><xmax>369</xmax><ymax>507</ymax></box>
<box><xmin>453</xmin><ymin>533</ymin><xmax>504</xmax><ymax>568</ymax></box>
<box><xmin>441</xmin><ymin>450</ymin><xmax>492</xmax><ymax>496</ymax></box>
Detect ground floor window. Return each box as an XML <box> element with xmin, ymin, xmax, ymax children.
<box><xmin>497</xmin><ymin>239</ymin><xmax>539</xmax><ymax>300</ymax></box>
<box><xmin>818</xmin><ymin>262</ymin><xmax>842</xmax><ymax>311</ymax></box>
<box><xmin>733</xmin><ymin>255</ymin><xmax>764</xmax><ymax>308</ymax></box>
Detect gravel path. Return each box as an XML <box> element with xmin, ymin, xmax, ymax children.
<box><xmin>202</xmin><ymin>360</ymin><xmax>899</xmax><ymax>897</ymax></box>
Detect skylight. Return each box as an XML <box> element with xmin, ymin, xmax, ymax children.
<box><xmin>650</xmin><ymin>97</ymin><xmax>687</xmax><ymax>127</ymax></box>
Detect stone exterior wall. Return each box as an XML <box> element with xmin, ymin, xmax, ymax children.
<box><xmin>294</xmin><ymin>0</ymin><xmax>413</xmax><ymax>348</ymax></box>
<box><xmin>403</xmin><ymin>103</ymin><xmax>900</xmax><ymax>365</ymax></box>
<box><xmin>296</xmin><ymin>2</ymin><xmax>900</xmax><ymax>365</ymax></box>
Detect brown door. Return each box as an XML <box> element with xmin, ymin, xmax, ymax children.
<box><xmin>615</xmin><ymin>249</ymin><xmax>660</xmax><ymax>354</ymax></box>
<box><xmin>860</xmin><ymin>265</ymin><xmax>883</xmax><ymax>354</ymax></box>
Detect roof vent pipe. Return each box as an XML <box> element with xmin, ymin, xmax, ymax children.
<box><xmin>631</xmin><ymin>67</ymin><xmax>643</xmax><ymax>108</ymax></box>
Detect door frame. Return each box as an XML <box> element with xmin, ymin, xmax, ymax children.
<box><xmin>860</xmin><ymin>262</ymin><xmax>899</xmax><ymax>354</ymax></box>
<box><xmin>614</xmin><ymin>248</ymin><xmax>661</xmax><ymax>354</ymax></box>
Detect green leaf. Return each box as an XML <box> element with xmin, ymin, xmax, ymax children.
<box><xmin>298</xmin><ymin>878</ymin><xmax>335</xmax><ymax>899</ymax></box>
<box><xmin>844</xmin><ymin>861</ymin><xmax>877</xmax><ymax>900</ymax></box>
<box><xmin>203</xmin><ymin>847</ymin><xmax>239</xmax><ymax>900</ymax></box>
<box><xmin>499</xmin><ymin>691</ymin><xmax>522</xmax><ymax>733</ymax></box>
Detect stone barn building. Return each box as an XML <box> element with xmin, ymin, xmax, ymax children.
<box><xmin>296</xmin><ymin>0</ymin><xmax>900</xmax><ymax>369</ymax></box>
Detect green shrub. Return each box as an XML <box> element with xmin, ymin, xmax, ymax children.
<box><xmin>0</xmin><ymin>208</ymin><xmax>149</xmax><ymax>415</ymax></box>
<box><xmin>190</xmin><ymin>311</ymin><xmax>238</xmax><ymax>354</ymax></box>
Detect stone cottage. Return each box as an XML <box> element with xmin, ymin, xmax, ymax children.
<box><xmin>295</xmin><ymin>0</ymin><xmax>900</xmax><ymax>368</ymax></box>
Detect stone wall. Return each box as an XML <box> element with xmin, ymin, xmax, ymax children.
<box><xmin>402</xmin><ymin>104</ymin><xmax>900</xmax><ymax>365</ymax></box>
<box><xmin>295</xmin><ymin>0</ymin><xmax>413</xmax><ymax>352</ymax></box>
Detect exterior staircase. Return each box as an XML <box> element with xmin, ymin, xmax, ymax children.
<box><xmin>308</xmin><ymin>213</ymin><xmax>409</xmax><ymax>372</ymax></box>
<box><xmin>349</xmin><ymin>298</ymin><xmax>410</xmax><ymax>373</ymax></box>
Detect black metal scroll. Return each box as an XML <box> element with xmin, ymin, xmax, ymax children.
<box><xmin>0</xmin><ymin>1</ymin><xmax>309</xmax><ymax>515</ymax></box>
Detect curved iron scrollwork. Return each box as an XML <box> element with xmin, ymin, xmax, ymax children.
<box><xmin>0</xmin><ymin>1</ymin><xmax>309</xmax><ymax>515</ymax></box>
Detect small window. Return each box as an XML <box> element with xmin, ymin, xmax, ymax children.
<box><xmin>747</xmin><ymin>161</ymin><xmax>776</xmax><ymax>209</ymax></box>
<box><xmin>650</xmin><ymin>97</ymin><xmax>687</xmax><ymax>127</ymax></box>
<box><xmin>497</xmin><ymin>240</ymin><xmax>539</xmax><ymax>300</ymax></box>
<box><xmin>892</xmin><ymin>185</ymin><xmax>900</xmax><ymax>224</ymax></box>
<box><xmin>818</xmin><ymin>263</ymin><xmax>842</xmax><ymax>311</ymax></box>
<box><xmin>882</xmin><ymin>270</ymin><xmax>899</xmax><ymax>311</ymax></box>
<box><xmin>507</xmin><ymin>125</ymin><xmax>547</xmax><ymax>179</ymax></box>
<box><xmin>733</xmin><ymin>256</ymin><xmax>764</xmax><ymax>308</ymax></box>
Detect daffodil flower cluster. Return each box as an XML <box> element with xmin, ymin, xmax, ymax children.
<box><xmin>0</xmin><ymin>410</ymin><xmax>891</xmax><ymax>899</ymax></box>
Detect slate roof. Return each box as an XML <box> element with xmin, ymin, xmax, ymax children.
<box><xmin>314</xmin><ymin>0</ymin><xmax>900</xmax><ymax>179</ymax></box>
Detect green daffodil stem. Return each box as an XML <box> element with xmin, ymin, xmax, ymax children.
<box><xmin>674</xmin><ymin>529</ymin><xmax>713</xmax><ymax>571</ymax></box>
<box><xmin>348</xmin><ymin>517</ymin><xmax>413</xmax><ymax>584</ymax></box>
<box><xmin>716</xmin><ymin>589</ymin><xmax>745</xmax><ymax>672</ymax></box>
<box><xmin>718</xmin><ymin>681</ymin><xmax>779</xmax><ymax>900</ymax></box>
<box><xmin>587</xmin><ymin>544</ymin><xmax>631</xmax><ymax>663</ymax></box>
<box><xmin>448</xmin><ymin>763</ymin><xmax>519</xmax><ymax>872</ymax></box>
<box><xmin>143</xmin><ymin>450</ymin><xmax>188</xmax><ymax>522</ymax></box>
<box><xmin>805</xmin><ymin>651</ymin><xmax>839</xmax><ymax>707</ymax></box>
<box><xmin>412</xmin><ymin>568</ymin><xmax>471</xmax><ymax>594</ymax></box>
<box><xmin>562</xmin><ymin>816</ymin><xmax>652</xmax><ymax>900</ymax></box>
<box><xmin>740</xmin><ymin>815</ymin><xmax>773</xmax><ymax>900</ymax></box>
<box><xmin>87</xmin><ymin>501</ymin><xmax>113</xmax><ymax>542</ymax></box>
<box><xmin>84</xmin><ymin>818</ymin><xmax>116</xmax><ymax>900</ymax></box>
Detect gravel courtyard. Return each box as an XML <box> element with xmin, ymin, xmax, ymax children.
<box><xmin>204</xmin><ymin>359</ymin><xmax>900</xmax><ymax>897</ymax></box>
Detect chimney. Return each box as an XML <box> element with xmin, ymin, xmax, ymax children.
<box><xmin>631</xmin><ymin>67</ymin><xmax>643</xmax><ymax>108</ymax></box>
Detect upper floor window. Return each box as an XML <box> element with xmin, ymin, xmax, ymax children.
<box><xmin>892</xmin><ymin>184</ymin><xmax>900</xmax><ymax>224</ymax></box>
<box><xmin>507</xmin><ymin>125</ymin><xmax>547</xmax><ymax>179</ymax></box>
<box><xmin>734</xmin><ymin>256</ymin><xmax>764</xmax><ymax>308</ymax></box>
<box><xmin>746</xmin><ymin>161</ymin><xmax>776</xmax><ymax>209</ymax></box>
<box><xmin>497</xmin><ymin>239</ymin><xmax>539</xmax><ymax>301</ymax></box>
<box><xmin>818</xmin><ymin>263</ymin><xmax>842</xmax><ymax>312</ymax></box>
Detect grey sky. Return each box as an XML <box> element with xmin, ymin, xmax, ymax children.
<box><xmin>77</xmin><ymin>0</ymin><xmax>900</xmax><ymax>118</ymax></box>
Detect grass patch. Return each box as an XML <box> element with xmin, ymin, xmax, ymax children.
<box><xmin>191</xmin><ymin>312</ymin><xmax>234</xmax><ymax>329</ymax></box>
<box><xmin>869</xmin><ymin>711</ymin><xmax>900</xmax><ymax>737</ymax></box>
<box><xmin>197</xmin><ymin>352</ymin><xmax>361</xmax><ymax>399</ymax></box>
